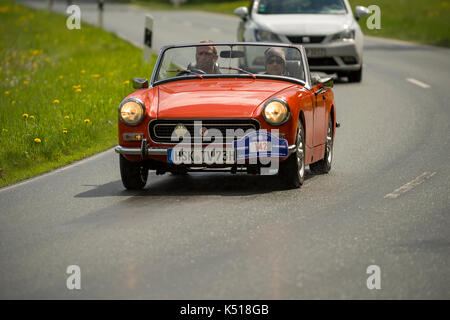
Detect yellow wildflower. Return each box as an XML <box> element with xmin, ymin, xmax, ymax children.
<box><xmin>81</xmin><ymin>70</ymin><xmax>86</xmax><ymax>74</ymax></box>
<box><xmin>84</xmin><ymin>119</ymin><xmax>90</xmax><ymax>123</ymax></box>
<box><xmin>12</xmin><ymin>100</ymin><xmax>15</xmax><ymax>105</ymax></box>
<box><xmin>72</xmin><ymin>85</ymin><xmax>80</xmax><ymax>89</ymax></box>
<box><xmin>92</xmin><ymin>74</ymin><xmax>100</xmax><ymax>79</ymax></box>
<box><xmin>23</xmin><ymin>80</ymin><xmax>29</xmax><ymax>85</ymax></box>
<box><xmin>53</xmin><ymin>99</ymin><xmax>60</xmax><ymax>104</ymax></box>
<box><xmin>123</xmin><ymin>80</ymin><xmax>130</xmax><ymax>85</ymax></box>
<box><xmin>63</xmin><ymin>129</ymin><xmax>68</xmax><ymax>134</ymax></box>
<box><xmin>32</xmin><ymin>50</ymin><xmax>39</xmax><ymax>56</ymax></box>
<box><xmin>59</xmin><ymin>75</ymin><xmax>63</xmax><ymax>80</ymax></box>
<box><xmin>76</xmin><ymin>88</ymin><xmax>82</xmax><ymax>93</ymax></box>
<box><xmin>34</xmin><ymin>138</ymin><xmax>41</xmax><ymax>143</ymax></box>
<box><xmin>64</xmin><ymin>115</ymin><xmax>70</xmax><ymax>119</ymax></box>
<box><xmin>29</xmin><ymin>115</ymin><xmax>35</xmax><ymax>120</ymax></box>
<box><xmin>22</xmin><ymin>113</ymin><xmax>28</xmax><ymax>119</ymax></box>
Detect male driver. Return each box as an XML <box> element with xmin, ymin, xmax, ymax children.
<box><xmin>264</xmin><ymin>47</ymin><xmax>286</xmax><ymax>76</ymax></box>
<box><xmin>194</xmin><ymin>40</ymin><xmax>220</xmax><ymax>74</ymax></box>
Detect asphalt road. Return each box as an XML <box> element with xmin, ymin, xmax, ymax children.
<box><xmin>2</xmin><ymin>0</ymin><xmax>450</xmax><ymax>299</ymax></box>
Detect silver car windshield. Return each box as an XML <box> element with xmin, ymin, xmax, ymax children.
<box><xmin>155</xmin><ymin>44</ymin><xmax>306</xmax><ymax>83</ymax></box>
<box><xmin>257</xmin><ymin>0</ymin><xmax>347</xmax><ymax>14</ymax></box>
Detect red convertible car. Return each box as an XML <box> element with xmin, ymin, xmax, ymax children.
<box><xmin>115</xmin><ymin>42</ymin><xmax>336</xmax><ymax>189</ymax></box>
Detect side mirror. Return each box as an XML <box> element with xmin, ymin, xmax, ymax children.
<box><xmin>319</xmin><ymin>77</ymin><xmax>334</xmax><ymax>89</ymax></box>
<box><xmin>132</xmin><ymin>78</ymin><xmax>149</xmax><ymax>89</ymax></box>
<box><xmin>354</xmin><ymin>5</ymin><xmax>371</xmax><ymax>21</ymax></box>
<box><xmin>234</xmin><ymin>6</ymin><xmax>249</xmax><ymax>20</ymax></box>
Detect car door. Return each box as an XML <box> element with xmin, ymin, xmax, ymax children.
<box><xmin>312</xmin><ymin>85</ymin><xmax>327</xmax><ymax>146</ymax></box>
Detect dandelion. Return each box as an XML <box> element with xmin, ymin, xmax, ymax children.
<box><xmin>92</xmin><ymin>74</ymin><xmax>100</xmax><ymax>79</ymax></box>
<box><xmin>58</xmin><ymin>75</ymin><xmax>63</xmax><ymax>80</ymax></box>
<box><xmin>53</xmin><ymin>99</ymin><xmax>60</xmax><ymax>104</ymax></box>
<box><xmin>84</xmin><ymin>119</ymin><xmax>90</xmax><ymax>124</ymax></box>
<box><xmin>76</xmin><ymin>88</ymin><xmax>82</xmax><ymax>93</ymax></box>
<box><xmin>64</xmin><ymin>115</ymin><xmax>70</xmax><ymax>119</ymax></box>
<box><xmin>29</xmin><ymin>115</ymin><xmax>35</xmax><ymax>120</ymax></box>
<box><xmin>23</xmin><ymin>80</ymin><xmax>29</xmax><ymax>85</ymax></box>
<box><xmin>63</xmin><ymin>129</ymin><xmax>68</xmax><ymax>134</ymax></box>
<box><xmin>72</xmin><ymin>85</ymin><xmax>80</xmax><ymax>89</ymax></box>
<box><xmin>4</xmin><ymin>91</ymin><xmax>9</xmax><ymax>95</ymax></box>
<box><xmin>32</xmin><ymin>49</ymin><xmax>39</xmax><ymax>56</ymax></box>
<box><xmin>123</xmin><ymin>80</ymin><xmax>130</xmax><ymax>85</ymax></box>
<box><xmin>81</xmin><ymin>70</ymin><xmax>86</xmax><ymax>74</ymax></box>
<box><xmin>12</xmin><ymin>100</ymin><xmax>16</xmax><ymax>105</ymax></box>
<box><xmin>34</xmin><ymin>138</ymin><xmax>41</xmax><ymax>143</ymax></box>
<box><xmin>22</xmin><ymin>113</ymin><xmax>28</xmax><ymax>119</ymax></box>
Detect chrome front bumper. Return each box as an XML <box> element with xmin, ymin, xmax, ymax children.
<box><xmin>115</xmin><ymin>145</ymin><xmax>297</xmax><ymax>156</ymax></box>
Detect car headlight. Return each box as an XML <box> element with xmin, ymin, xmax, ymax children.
<box><xmin>119</xmin><ymin>98</ymin><xmax>145</xmax><ymax>126</ymax></box>
<box><xmin>331</xmin><ymin>29</ymin><xmax>355</xmax><ymax>41</ymax></box>
<box><xmin>254</xmin><ymin>29</ymin><xmax>281</xmax><ymax>42</ymax></box>
<box><xmin>262</xmin><ymin>98</ymin><xmax>290</xmax><ymax>125</ymax></box>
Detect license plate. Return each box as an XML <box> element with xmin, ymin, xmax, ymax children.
<box><xmin>168</xmin><ymin>147</ymin><xmax>235</xmax><ymax>164</ymax></box>
<box><xmin>249</xmin><ymin>141</ymin><xmax>272</xmax><ymax>153</ymax></box>
<box><xmin>306</xmin><ymin>48</ymin><xmax>326</xmax><ymax>57</ymax></box>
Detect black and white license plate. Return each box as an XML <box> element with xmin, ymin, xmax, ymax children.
<box><xmin>305</xmin><ymin>48</ymin><xmax>326</xmax><ymax>58</ymax></box>
<box><xmin>168</xmin><ymin>147</ymin><xmax>235</xmax><ymax>164</ymax></box>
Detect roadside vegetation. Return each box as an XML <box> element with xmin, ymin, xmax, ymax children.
<box><xmin>128</xmin><ymin>0</ymin><xmax>450</xmax><ymax>47</ymax></box>
<box><xmin>0</xmin><ymin>0</ymin><xmax>156</xmax><ymax>187</ymax></box>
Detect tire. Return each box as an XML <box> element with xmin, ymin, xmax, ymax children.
<box><xmin>310</xmin><ymin>116</ymin><xmax>333</xmax><ymax>174</ymax></box>
<box><xmin>279</xmin><ymin>120</ymin><xmax>305</xmax><ymax>188</ymax></box>
<box><xmin>348</xmin><ymin>66</ymin><xmax>362</xmax><ymax>83</ymax></box>
<box><xmin>119</xmin><ymin>155</ymin><xmax>148</xmax><ymax>190</ymax></box>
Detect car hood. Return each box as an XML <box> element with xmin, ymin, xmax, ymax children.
<box><xmin>253</xmin><ymin>13</ymin><xmax>353</xmax><ymax>35</ymax></box>
<box><xmin>157</xmin><ymin>79</ymin><xmax>294</xmax><ymax>118</ymax></box>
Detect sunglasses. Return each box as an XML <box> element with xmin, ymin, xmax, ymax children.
<box><xmin>197</xmin><ymin>51</ymin><xmax>214</xmax><ymax>56</ymax></box>
<box><xmin>267</xmin><ymin>58</ymin><xmax>284</xmax><ymax>65</ymax></box>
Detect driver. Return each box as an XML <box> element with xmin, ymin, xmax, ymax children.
<box><xmin>264</xmin><ymin>47</ymin><xmax>286</xmax><ymax>76</ymax></box>
<box><xmin>193</xmin><ymin>40</ymin><xmax>220</xmax><ymax>74</ymax></box>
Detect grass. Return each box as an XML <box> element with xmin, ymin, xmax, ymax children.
<box><xmin>0</xmin><ymin>0</ymin><xmax>156</xmax><ymax>187</ymax></box>
<box><xmin>124</xmin><ymin>0</ymin><xmax>450</xmax><ymax>47</ymax></box>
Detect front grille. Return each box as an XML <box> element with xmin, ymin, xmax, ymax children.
<box><xmin>149</xmin><ymin>119</ymin><xmax>260</xmax><ymax>143</ymax></box>
<box><xmin>287</xmin><ymin>35</ymin><xmax>325</xmax><ymax>44</ymax></box>
<box><xmin>308</xmin><ymin>57</ymin><xmax>338</xmax><ymax>66</ymax></box>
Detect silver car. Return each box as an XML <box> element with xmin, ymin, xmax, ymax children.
<box><xmin>235</xmin><ymin>0</ymin><xmax>370</xmax><ymax>82</ymax></box>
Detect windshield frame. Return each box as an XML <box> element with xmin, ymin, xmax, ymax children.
<box><xmin>150</xmin><ymin>42</ymin><xmax>311</xmax><ymax>89</ymax></box>
<box><xmin>255</xmin><ymin>0</ymin><xmax>348</xmax><ymax>15</ymax></box>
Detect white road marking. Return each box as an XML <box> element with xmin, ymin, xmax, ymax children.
<box><xmin>0</xmin><ymin>148</ymin><xmax>115</xmax><ymax>193</ymax></box>
<box><xmin>384</xmin><ymin>171</ymin><xmax>436</xmax><ymax>199</ymax></box>
<box><xmin>406</xmin><ymin>78</ymin><xmax>430</xmax><ymax>89</ymax></box>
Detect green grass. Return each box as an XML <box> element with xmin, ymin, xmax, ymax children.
<box><xmin>125</xmin><ymin>0</ymin><xmax>450</xmax><ymax>47</ymax></box>
<box><xmin>350</xmin><ymin>0</ymin><xmax>450</xmax><ymax>47</ymax></box>
<box><xmin>0</xmin><ymin>0</ymin><xmax>156</xmax><ymax>187</ymax></box>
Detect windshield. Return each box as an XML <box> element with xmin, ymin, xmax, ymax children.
<box><xmin>257</xmin><ymin>0</ymin><xmax>347</xmax><ymax>14</ymax></box>
<box><xmin>154</xmin><ymin>44</ymin><xmax>305</xmax><ymax>84</ymax></box>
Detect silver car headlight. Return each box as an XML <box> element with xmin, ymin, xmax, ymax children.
<box><xmin>254</xmin><ymin>29</ymin><xmax>281</xmax><ymax>42</ymax></box>
<box><xmin>331</xmin><ymin>29</ymin><xmax>355</xmax><ymax>41</ymax></box>
<box><xmin>262</xmin><ymin>98</ymin><xmax>290</xmax><ymax>125</ymax></box>
<box><xmin>119</xmin><ymin>98</ymin><xmax>145</xmax><ymax>126</ymax></box>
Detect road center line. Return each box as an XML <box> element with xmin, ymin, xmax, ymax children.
<box><xmin>406</xmin><ymin>78</ymin><xmax>430</xmax><ymax>89</ymax></box>
<box><xmin>384</xmin><ymin>171</ymin><xmax>436</xmax><ymax>199</ymax></box>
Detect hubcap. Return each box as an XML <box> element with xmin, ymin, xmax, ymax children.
<box><xmin>296</xmin><ymin>126</ymin><xmax>305</xmax><ymax>178</ymax></box>
<box><xmin>326</xmin><ymin>120</ymin><xmax>333</xmax><ymax>164</ymax></box>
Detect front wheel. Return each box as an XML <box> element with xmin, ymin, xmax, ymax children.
<box><xmin>348</xmin><ymin>66</ymin><xmax>362</xmax><ymax>83</ymax></box>
<box><xmin>310</xmin><ymin>116</ymin><xmax>333</xmax><ymax>174</ymax></box>
<box><xmin>278</xmin><ymin>120</ymin><xmax>305</xmax><ymax>188</ymax></box>
<box><xmin>119</xmin><ymin>155</ymin><xmax>148</xmax><ymax>190</ymax></box>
